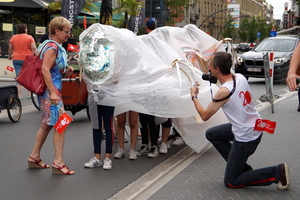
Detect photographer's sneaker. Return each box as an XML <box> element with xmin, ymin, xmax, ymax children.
<box><xmin>114</xmin><ymin>148</ymin><xmax>125</xmax><ymax>159</ymax></box>
<box><xmin>277</xmin><ymin>163</ymin><xmax>290</xmax><ymax>190</ymax></box>
<box><xmin>159</xmin><ymin>142</ymin><xmax>168</xmax><ymax>154</ymax></box>
<box><xmin>173</xmin><ymin>137</ymin><xmax>185</xmax><ymax>146</ymax></box>
<box><xmin>137</xmin><ymin>144</ymin><xmax>149</xmax><ymax>156</ymax></box>
<box><xmin>129</xmin><ymin>150</ymin><xmax>137</xmax><ymax>160</ymax></box>
<box><xmin>148</xmin><ymin>146</ymin><xmax>159</xmax><ymax>158</ymax></box>
<box><xmin>103</xmin><ymin>158</ymin><xmax>112</xmax><ymax>170</ymax></box>
<box><xmin>84</xmin><ymin>157</ymin><xmax>102</xmax><ymax>168</ymax></box>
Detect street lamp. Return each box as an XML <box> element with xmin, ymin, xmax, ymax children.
<box><xmin>199</xmin><ymin>8</ymin><xmax>234</xmax><ymax>28</ymax></box>
<box><xmin>216</xmin><ymin>15</ymin><xmax>250</xmax><ymax>40</ymax></box>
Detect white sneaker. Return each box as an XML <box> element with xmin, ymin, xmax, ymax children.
<box><xmin>84</xmin><ymin>157</ymin><xmax>102</xmax><ymax>168</ymax></box>
<box><xmin>157</xmin><ymin>137</ymin><xmax>162</xmax><ymax>144</ymax></box>
<box><xmin>114</xmin><ymin>148</ymin><xmax>125</xmax><ymax>159</ymax></box>
<box><xmin>148</xmin><ymin>146</ymin><xmax>159</xmax><ymax>158</ymax></box>
<box><xmin>159</xmin><ymin>142</ymin><xmax>168</xmax><ymax>154</ymax></box>
<box><xmin>129</xmin><ymin>150</ymin><xmax>137</xmax><ymax>160</ymax></box>
<box><xmin>173</xmin><ymin>137</ymin><xmax>185</xmax><ymax>146</ymax></box>
<box><xmin>137</xmin><ymin>144</ymin><xmax>149</xmax><ymax>156</ymax></box>
<box><xmin>103</xmin><ymin>158</ymin><xmax>112</xmax><ymax>170</ymax></box>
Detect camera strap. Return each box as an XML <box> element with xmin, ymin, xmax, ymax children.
<box><xmin>211</xmin><ymin>74</ymin><xmax>236</xmax><ymax>102</ymax></box>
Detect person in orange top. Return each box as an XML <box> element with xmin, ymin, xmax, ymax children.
<box><xmin>8</xmin><ymin>23</ymin><xmax>38</xmax><ymax>99</ymax></box>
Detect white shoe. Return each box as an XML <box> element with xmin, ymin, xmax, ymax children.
<box><xmin>173</xmin><ymin>137</ymin><xmax>185</xmax><ymax>146</ymax></box>
<box><xmin>103</xmin><ymin>158</ymin><xmax>112</xmax><ymax>170</ymax></box>
<box><xmin>114</xmin><ymin>148</ymin><xmax>125</xmax><ymax>159</ymax></box>
<box><xmin>137</xmin><ymin>144</ymin><xmax>149</xmax><ymax>156</ymax></box>
<box><xmin>129</xmin><ymin>150</ymin><xmax>137</xmax><ymax>160</ymax></box>
<box><xmin>84</xmin><ymin>157</ymin><xmax>102</xmax><ymax>168</ymax></box>
<box><xmin>148</xmin><ymin>146</ymin><xmax>159</xmax><ymax>158</ymax></box>
<box><xmin>157</xmin><ymin>137</ymin><xmax>162</xmax><ymax>144</ymax></box>
<box><xmin>159</xmin><ymin>142</ymin><xmax>168</xmax><ymax>154</ymax></box>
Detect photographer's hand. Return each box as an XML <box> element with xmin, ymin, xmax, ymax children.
<box><xmin>190</xmin><ymin>82</ymin><xmax>200</xmax><ymax>99</ymax></box>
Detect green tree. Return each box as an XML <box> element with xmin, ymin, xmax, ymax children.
<box><xmin>163</xmin><ymin>0</ymin><xmax>196</xmax><ymax>26</ymax></box>
<box><xmin>221</xmin><ymin>15</ymin><xmax>235</xmax><ymax>39</ymax></box>
<box><xmin>247</xmin><ymin>17</ymin><xmax>258</xmax><ymax>43</ymax></box>
<box><xmin>44</xmin><ymin>0</ymin><xmax>96</xmax><ymax>14</ymax></box>
<box><xmin>113</xmin><ymin>0</ymin><xmax>142</xmax><ymax>28</ymax></box>
<box><xmin>238</xmin><ymin>18</ymin><xmax>249</xmax><ymax>42</ymax></box>
<box><xmin>256</xmin><ymin>17</ymin><xmax>270</xmax><ymax>41</ymax></box>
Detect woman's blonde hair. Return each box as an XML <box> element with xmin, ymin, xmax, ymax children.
<box><xmin>49</xmin><ymin>16</ymin><xmax>72</xmax><ymax>35</ymax></box>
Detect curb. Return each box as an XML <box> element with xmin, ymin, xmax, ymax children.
<box><xmin>0</xmin><ymin>78</ymin><xmax>15</xmax><ymax>82</ymax></box>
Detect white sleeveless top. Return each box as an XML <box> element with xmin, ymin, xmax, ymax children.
<box><xmin>221</xmin><ymin>74</ymin><xmax>262</xmax><ymax>142</ymax></box>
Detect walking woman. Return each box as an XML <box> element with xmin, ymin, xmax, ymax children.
<box><xmin>28</xmin><ymin>17</ymin><xmax>75</xmax><ymax>175</ymax></box>
<box><xmin>8</xmin><ymin>23</ymin><xmax>38</xmax><ymax>99</ymax></box>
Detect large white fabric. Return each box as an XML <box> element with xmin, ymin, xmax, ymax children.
<box><xmin>79</xmin><ymin>23</ymin><xmax>229</xmax><ymax>153</ymax></box>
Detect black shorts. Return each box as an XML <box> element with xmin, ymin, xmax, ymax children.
<box><xmin>161</xmin><ymin>118</ymin><xmax>172</xmax><ymax>128</ymax></box>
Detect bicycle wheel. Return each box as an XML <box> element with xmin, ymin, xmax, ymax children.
<box><xmin>31</xmin><ymin>93</ymin><xmax>40</xmax><ymax>111</ymax></box>
<box><xmin>7</xmin><ymin>94</ymin><xmax>22</xmax><ymax>123</ymax></box>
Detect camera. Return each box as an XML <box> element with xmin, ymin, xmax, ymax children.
<box><xmin>202</xmin><ymin>72</ymin><xmax>217</xmax><ymax>84</ymax></box>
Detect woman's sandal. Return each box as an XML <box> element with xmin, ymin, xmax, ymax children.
<box><xmin>28</xmin><ymin>156</ymin><xmax>50</xmax><ymax>169</ymax></box>
<box><xmin>52</xmin><ymin>162</ymin><xmax>75</xmax><ymax>175</ymax></box>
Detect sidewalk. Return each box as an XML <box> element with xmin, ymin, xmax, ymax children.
<box><xmin>147</xmin><ymin>91</ymin><xmax>300</xmax><ymax>199</ymax></box>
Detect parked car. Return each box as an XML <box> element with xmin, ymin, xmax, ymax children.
<box><xmin>235</xmin><ymin>36</ymin><xmax>299</xmax><ymax>82</ymax></box>
<box><xmin>237</xmin><ymin>43</ymin><xmax>250</xmax><ymax>52</ymax></box>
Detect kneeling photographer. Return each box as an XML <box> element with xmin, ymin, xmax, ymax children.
<box><xmin>190</xmin><ymin>52</ymin><xmax>290</xmax><ymax>190</ymax></box>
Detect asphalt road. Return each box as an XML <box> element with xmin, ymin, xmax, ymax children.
<box><xmin>0</xmin><ymin>77</ymin><xmax>297</xmax><ymax>200</ymax></box>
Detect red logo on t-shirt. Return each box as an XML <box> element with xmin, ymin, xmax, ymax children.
<box><xmin>239</xmin><ymin>91</ymin><xmax>251</xmax><ymax>106</ymax></box>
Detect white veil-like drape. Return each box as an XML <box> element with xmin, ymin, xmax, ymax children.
<box><xmin>79</xmin><ymin>23</ymin><xmax>229</xmax><ymax>153</ymax></box>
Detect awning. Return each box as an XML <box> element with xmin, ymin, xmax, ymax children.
<box><xmin>77</xmin><ymin>1</ymin><xmax>100</xmax><ymax>19</ymax></box>
<box><xmin>0</xmin><ymin>0</ymin><xmax>49</xmax><ymax>8</ymax></box>
<box><xmin>0</xmin><ymin>0</ymin><xmax>94</xmax><ymax>17</ymax></box>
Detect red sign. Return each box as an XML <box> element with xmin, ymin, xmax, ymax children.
<box><xmin>271</xmin><ymin>26</ymin><xmax>276</xmax><ymax>31</ymax></box>
<box><xmin>254</xmin><ymin>119</ymin><xmax>276</xmax><ymax>134</ymax></box>
<box><xmin>6</xmin><ymin>66</ymin><xmax>14</xmax><ymax>72</ymax></box>
<box><xmin>67</xmin><ymin>43</ymin><xmax>79</xmax><ymax>52</ymax></box>
<box><xmin>54</xmin><ymin>112</ymin><xmax>73</xmax><ymax>134</ymax></box>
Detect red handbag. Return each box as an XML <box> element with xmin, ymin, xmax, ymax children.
<box><xmin>16</xmin><ymin>42</ymin><xmax>55</xmax><ymax>95</ymax></box>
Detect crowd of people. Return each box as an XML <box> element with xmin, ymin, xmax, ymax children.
<box><xmin>8</xmin><ymin>16</ymin><xmax>294</xmax><ymax>191</ymax></box>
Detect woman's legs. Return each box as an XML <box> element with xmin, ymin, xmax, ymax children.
<box><xmin>13</xmin><ymin>60</ymin><xmax>24</xmax><ymax>98</ymax></box>
<box><xmin>29</xmin><ymin>123</ymin><xmax>52</xmax><ymax>165</ymax></box>
<box><xmin>116</xmin><ymin>112</ymin><xmax>126</xmax><ymax>150</ymax></box>
<box><xmin>52</xmin><ymin>128</ymin><xmax>75</xmax><ymax>174</ymax></box>
<box><xmin>128</xmin><ymin>111</ymin><xmax>139</xmax><ymax>150</ymax></box>
<box><xmin>102</xmin><ymin>105</ymin><xmax>115</xmax><ymax>159</ymax></box>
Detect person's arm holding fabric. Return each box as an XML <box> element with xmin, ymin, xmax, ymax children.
<box><xmin>190</xmin><ymin>82</ymin><xmax>229</xmax><ymax>121</ymax></box>
<box><xmin>41</xmin><ymin>48</ymin><xmax>59</xmax><ymax>104</ymax></box>
<box><xmin>287</xmin><ymin>43</ymin><xmax>300</xmax><ymax>91</ymax></box>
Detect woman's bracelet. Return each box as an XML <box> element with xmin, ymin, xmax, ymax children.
<box><xmin>191</xmin><ymin>95</ymin><xmax>197</xmax><ymax>100</ymax></box>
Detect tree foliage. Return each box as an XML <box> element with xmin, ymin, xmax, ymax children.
<box><xmin>163</xmin><ymin>0</ymin><xmax>196</xmax><ymax>26</ymax></box>
<box><xmin>221</xmin><ymin>15</ymin><xmax>235</xmax><ymax>39</ymax></box>
<box><xmin>113</xmin><ymin>0</ymin><xmax>142</xmax><ymax>28</ymax></box>
<box><xmin>238</xmin><ymin>18</ymin><xmax>249</xmax><ymax>42</ymax></box>
<box><xmin>44</xmin><ymin>0</ymin><xmax>96</xmax><ymax>14</ymax></box>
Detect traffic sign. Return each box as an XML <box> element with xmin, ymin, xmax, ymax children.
<box><xmin>270</xmin><ymin>31</ymin><xmax>277</xmax><ymax>37</ymax></box>
<box><xmin>257</xmin><ymin>32</ymin><xmax>261</xmax><ymax>38</ymax></box>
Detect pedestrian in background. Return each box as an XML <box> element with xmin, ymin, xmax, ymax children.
<box><xmin>28</xmin><ymin>17</ymin><xmax>75</xmax><ymax>175</ymax></box>
<box><xmin>8</xmin><ymin>23</ymin><xmax>38</xmax><ymax>99</ymax></box>
<box><xmin>287</xmin><ymin>42</ymin><xmax>300</xmax><ymax>111</ymax></box>
<box><xmin>190</xmin><ymin>52</ymin><xmax>290</xmax><ymax>190</ymax></box>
